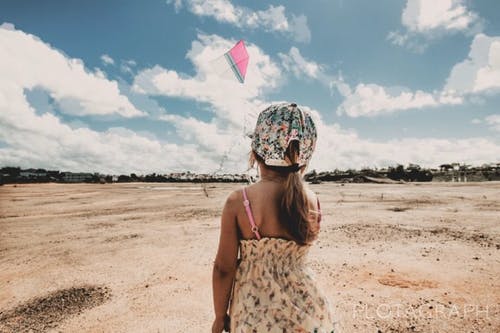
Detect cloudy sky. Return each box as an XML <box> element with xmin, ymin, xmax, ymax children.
<box><xmin>0</xmin><ymin>0</ymin><xmax>499</xmax><ymax>174</ymax></box>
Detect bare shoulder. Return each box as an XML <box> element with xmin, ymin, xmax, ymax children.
<box><xmin>226</xmin><ymin>188</ymin><xmax>241</xmax><ymax>202</ymax></box>
<box><xmin>223</xmin><ymin>188</ymin><xmax>242</xmax><ymax>213</ymax></box>
<box><xmin>304</xmin><ymin>184</ymin><xmax>318</xmax><ymax>206</ymax></box>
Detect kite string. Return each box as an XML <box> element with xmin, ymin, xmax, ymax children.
<box><xmin>205</xmin><ymin>109</ymin><xmax>256</xmax><ymax>191</ymax></box>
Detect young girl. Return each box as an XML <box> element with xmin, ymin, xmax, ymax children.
<box><xmin>212</xmin><ymin>103</ymin><xmax>335</xmax><ymax>333</ymax></box>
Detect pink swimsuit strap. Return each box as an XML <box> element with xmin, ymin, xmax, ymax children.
<box><xmin>242</xmin><ymin>188</ymin><xmax>322</xmax><ymax>239</ymax></box>
<box><xmin>317</xmin><ymin>197</ymin><xmax>322</xmax><ymax>224</ymax></box>
<box><xmin>242</xmin><ymin>187</ymin><xmax>261</xmax><ymax>240</ymax></box>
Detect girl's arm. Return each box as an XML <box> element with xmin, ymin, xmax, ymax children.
<box><xmin>212</xmin><ymin>191</ymin><xmax>239</xmax><ymax>331</ymax></box>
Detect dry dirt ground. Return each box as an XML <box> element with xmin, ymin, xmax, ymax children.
<box><xmin>0</xmin><ymin>182</ymin><xmax>499</xmax><ymax>332</ymax></box>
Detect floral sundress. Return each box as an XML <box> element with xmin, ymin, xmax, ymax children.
<box><xmin>228</xmin><ymin>188</ymin><xmax>336</xmax><ymax>332</ymax></box>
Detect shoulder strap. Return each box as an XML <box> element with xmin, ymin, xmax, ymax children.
<box><xmin>317</xmin><ymin>197</ymin><xmax>322</xmax><ymax>224</ymax></box>
<box><xmin>242</xmin><ymin>187</ymin><xmax>261</xmax><ymax>240</ymax></box>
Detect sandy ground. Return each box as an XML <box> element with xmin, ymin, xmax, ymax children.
<box><xmin>0</xmin><ymin>182</ymin><xmax>499</xmax><ymax>333</ymax></box>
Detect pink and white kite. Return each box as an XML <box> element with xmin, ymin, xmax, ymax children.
<box><xmin>224</xmin><ymin>40</ymin><xmax>249</xmax><ymax>84</ymax></box>
<box><xmin>211</xmin><ymin>40</ymin><xmax>249</xmax><ymax>84</ymax></box>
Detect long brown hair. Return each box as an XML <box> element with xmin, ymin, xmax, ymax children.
<box><xmin>249</xmin><ymin>141</ymin><xmax>319</xmax><ymax>245</ymax></box>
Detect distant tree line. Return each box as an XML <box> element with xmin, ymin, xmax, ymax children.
<box><xmin>386</xmin><ymin>164</ymin><xmax>433</xmax><ymax>182</ymax></box>
<box><xmin>304</xmin><ymin>163</ymin><xmax>499</xmax><ymax>183</ymax></box>
<box><xmin>0</xmin><ymin>167</ymin><xmax>249</xmax><ymax>184</ymax></box>
<box><xmin>1</xmin><ymin>163</ymin><xmax>499</xmax><ymax>185</ymax></box>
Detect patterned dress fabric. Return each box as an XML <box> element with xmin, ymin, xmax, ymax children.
<box><xmin>229</xmin><ymin>237</ymin><xmax>335</xmax><ymax>333</ymax></box>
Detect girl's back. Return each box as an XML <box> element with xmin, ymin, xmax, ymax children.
<box><xmin>228</xmin><ymin>183</ymin><xmax>333</xmax><ymax>332</ymax></box>
<box><xmin>235</xmin><ymin>181</ymin><xmax>320</xmax><ymax>242</ymax></box>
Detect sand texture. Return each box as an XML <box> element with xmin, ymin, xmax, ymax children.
<box><xmin>0</xmin><ymin>182</ymin><xmax>499</xmax><ymax>332</ymax></box>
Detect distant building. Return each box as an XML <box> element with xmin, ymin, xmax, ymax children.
<box><xmin>20</xmin><ymin>168</ymin><xmax>47</xmax><ymax>179</ymax></box>
<box><xmin>439</xmin><ymin>164</ymin><xmax>453</xmax><ymax>172</ymax></box>
<box><xmin>451</xmin><ymin>162</ymin><xmax>461</xmax><ymax>171</ymax></box>
<box><xmin>61</xmin><ymin>172</ymin><xmax>93</xmax><ymax>182</ymax></box>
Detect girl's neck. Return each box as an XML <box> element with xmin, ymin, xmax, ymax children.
<box><xmin>258</xmin><ymin>164</ymin><xmax>287</xmax><ymax>184</ymax></box>
<box><xmin>259</xmin><ymin>176</ymin><xmax>285</xmax><ymax>184</ymax></box>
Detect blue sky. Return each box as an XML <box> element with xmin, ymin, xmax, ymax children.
<box><xmin>0</xmin><ymin>0</ymin><xmax>499</xmax><ymax>174</ymax></box>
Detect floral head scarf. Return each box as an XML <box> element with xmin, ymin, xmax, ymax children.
<box><xmin>251</xmin><ymin>103</ymin><xmax>317</xmax><ymax>167</ymax></box>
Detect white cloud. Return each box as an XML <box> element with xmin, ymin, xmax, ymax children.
<box><xmin>277</xmin><ymin>46</ymin><xmax>470</xmax><ymax>118</ymax></box>
<box><xmin>6</xmin><ymin>85</ymin><xmax>497</xmax><ymax>174</ymax></box>
<box><xmin>278</xmin><ymin>47</ymin><xmax>339</xmax><ymax>96</ymax></box>
<box><xmin>304</xmin><ymin>106</ymin><xmax>500</xmax><ymax>170</ymax></box>
<box><xmin>471</xmin><ymin>118</ymin><xmax>482</xmax><ymax>124</ymax></box>
<box><xmin>279</xmin><ymin>47</ymin><xmax>321</xmax><ymax>79</ymax></box>
<box><xmin>132</xmin><ymin>34</ymin><xmax>500</xmax><ymax>170</ymax></box>
<box><xmin>485</xmin><ymin>114</ymin><xmax>500</xmax><ymax>132</ymax></box>
<box><xmin>289</xmin><ymin>14</ymin><xmax>311</xmax><ymax>44</ymax></box>
<box><xmin>0</xmin><ymin>24</ymin><xmax>144</xmax><ymax>118</ymax></box>
<box><xmin>125</xmin><ymin>59</ymin><xmax>137</xmax><ymax>66</ymax></box>
<box><xmin>132</xmin><ymin>33</ymin><xmax>283</xmax><ymax>171</ymax></box>
<box><xmin>170</xmin><ymin>0</ymin><xmax>183</xmax><ymax>12</ymax></box>
<box><xmin>245</xmin><ymin>4</ymin><xmax>288</xmax><ymax>31</ymax></box>
<box><xmin>0</xmin><ymin>25</ymin><xmax>202</xmax><ymax>174</ymax></box>
<box><xmin>1</xmin><ymin>27</ymin><xmax>499</xmax><ymax>174</ymax></box>
<box><xmin>389</xmin><ymin>0</ymin><xmax>483</xmax><ymax>51</ymax></box>
<box><xmin>336</xmin><ymin>33</ymin><xmax>500</xmax><ymax>117</ymax></box>
<box><xmin>100</xmin><ymin>54</ymin><xmax>114</xmax><ymax>66</ymax></box>
<box><xmin>386</xmin><ymin>30</ymin><xmax>427</xmax><ymax>53</ymax></box>
<box><xmin>0</xmin><ymin>22</ymin><xmax>15</xmax><ymax>30</ymax></box>
<box><xmin>120</xmin><ymin>59</ymin><xmax>137</xmax><ymax>75</ymax></box>
<box><xmin>332</xmin><ymin>77</ymin><xmax>462</xmax><ymax>117</ymax></box>
<box><xmin>0</xmin><ymin>78</ymin><xmax>216</xmax><ymax>174</ymax></box>
<box><xmin>445</xmin><ymin>34</ymin><xmax>500</xmax><ymax>94</ymax></box>
<box><xmin>402</xmin><ymin>0</ymin><xmax>480</xmax><ymax>33</ymax></box>
<box><xmin>133</xmin><ymin>33</ymin><xmax>281</xmax><ymax>127</ymax></box>
<box><xmin>167</xmin><ymin>0</ymin><xmax>311</xmax><ymax>42</ymax></box>
<box><xmin>159</xmin><ymin>114</ymin><xmax>238</xmax><ymax>157</ymax></box>
<box><xmin>187</xmin><ymin>0</ymin><xmax>240</xmax><ymax>24</ymax></box>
